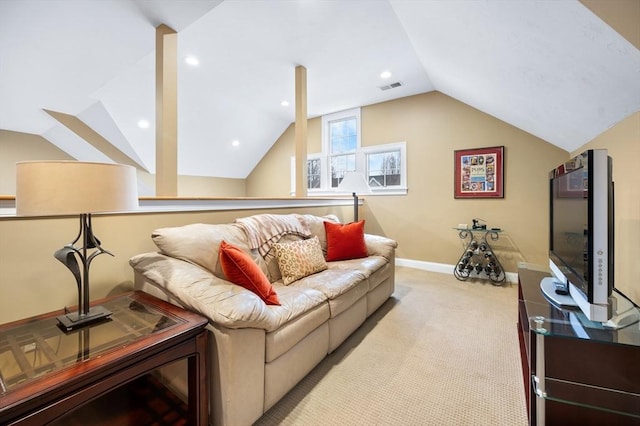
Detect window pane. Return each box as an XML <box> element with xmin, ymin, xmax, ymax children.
<box><xmin>330</xmin><ymin>154</ymin><xmax>356</xmax><ymax>188</ymax></box>
<box><xmin>307</xmin><ymin>159</ymin><xmax>321</xmax><ymax>189</ymax></box>
<box><xmin>368</xmin><ymin>150</ymin><xmax>401</xmax><ymax>187</ymax></box>
<box><xmin>330</xmin><ymin>118</ymin><xmax>357</xmax><ymax>154</ymax></box>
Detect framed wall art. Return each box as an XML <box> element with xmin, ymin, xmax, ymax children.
<box><xmin>454</xmin><ymin>146</ymin><xmax>504</xmax><ymax>198</ymax></box>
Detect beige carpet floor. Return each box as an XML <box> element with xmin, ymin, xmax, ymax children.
<box><xmin>254</xmin><ymin>266</ymin><xmax>528</xmax><ymax>426</ymax></box>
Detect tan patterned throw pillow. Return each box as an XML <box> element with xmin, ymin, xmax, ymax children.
<box><xmin>275</xmin><ymin>236</ymin><xmax>328</xmax><ymax>285</ymax></box>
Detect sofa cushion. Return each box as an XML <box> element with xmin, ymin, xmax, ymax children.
<box><xmin>363</xmin><ymin>234</ymin><xmax>398</xmax><ymax>260</ymax></box>
<box><xmin>265</xmin><ymin>302</ymin><xmax>330</xmax><ymax>362</ymax></box>
<box><xmin>288</xmin><ymin>268</ymin><xmax>365</xmax><ymax>300</ymax></box>
<box><xmin>235</xmin><ymin>213</ymin><xmax>311</xmax><ymax>257</ymax></box>
<box><xmin>324</xmin><ymin>220</ymin><xmax>368</xmax><ymax>261</ymax></box>
<box><xmin>326</xmin><ymin>255</ymin><xmax>388</xmax><ymax>280</ymax></box>
<box><xmin>151</xmin><ymin>223</ymin><xmax>266</xmax><ymax>280</ymax></box>
<box><xmin>130</xmin><ymin>252</ymin><xmax>328</xmax><ymax>331</ymax></box>
<box><xmin>262</xmin><ymin>214</ymin><xmax>340</xmax><ymax>283</ymax></box>
<box><xmin>275</xmin><ymin>237</ymin><xmax>328</xmax><ymax>285</ymax></box>
<box><xmin>219</xmin><ymin>240</ymin><xmax>280</xmax><ymax>305</ymax></box>
<box><xmin>297</xmin><ymin>214</ymin><xmax>340</xmax><ymax>254</ymax></box>
<box><xmin>264</xmin><ymin>234</ymin><xmax>303</xmax><ymax>283</ymax></box>
<box><xmin>287</xmin><ymin>269</ymin><xmax>369</xmax><ymax>317</ymax></box>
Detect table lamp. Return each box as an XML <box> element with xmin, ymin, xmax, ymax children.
<box><xmin>338</xmin><ymin>172</ymin><xmax>372</xmax><ymax>222</ymax></box>
<box><xmin>16</xmin><ymin>161</ymin><xmax>138</xmax><ymax>331</ymax></box>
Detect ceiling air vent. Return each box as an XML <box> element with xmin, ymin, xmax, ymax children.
<box><xmin>378</xmin><ymin>81</ymin><xmax>403</xmax><ymax>91</ymax></box>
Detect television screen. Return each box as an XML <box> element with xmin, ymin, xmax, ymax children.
<box><xmin>550</xmin><ymin>167</ymin><xmax>588</xmax><ymax>296</ymax></box>
<box><xmin>547</xmin><ymin>149</ymin><xmax>613</xmax><ymax>322</ymax></box>
<box><xmin>546</xmin><ymin>150</ymin><xmax>640</xmax><ymax>328</ymax></box>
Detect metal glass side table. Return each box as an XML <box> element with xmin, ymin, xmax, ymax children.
<box><xmin>453</xmin><ymin>227</ymin><xmax>506</xmax><ymax>284</ymax></box>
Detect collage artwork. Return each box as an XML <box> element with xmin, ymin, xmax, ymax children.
<box><xmin>459</xmin><ymin>153</ymin><xmax>497</xmax><ymax>193</ymax></box>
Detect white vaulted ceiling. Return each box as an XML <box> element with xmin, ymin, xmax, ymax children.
<box><xmin>0</xmin><ymin>0</ymin><xmax>638</xmax><ymax>179</ymax></box>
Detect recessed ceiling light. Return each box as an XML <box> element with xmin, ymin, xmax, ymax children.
<box><xmin>137</xmin><ymin>119</ymin><xmax>150</xmax><ymax>129</ymax></box>
<box><xmin>232</xmin><ymin>140</ymin><xmax>240</xmax><ymax>147</ymax></box>
<box><xmin>281</xmin><ymin>100</ymin><xmax>289</xmax><ymax>107</ymax></box>
<box><xmin>185</xmin><ymin>56</ymin><xmax>200</xmax><ymax>66</ymax></box>
<box><xmin>380</xmin><ymin>71</ymin><xmax>392</xmax><ymax>79</ymax></box>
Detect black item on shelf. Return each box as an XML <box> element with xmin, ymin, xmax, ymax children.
<box><xmin>472</xmin><ymin>218</ymin><xmax>487</xmax><ymax>230</ymax></box>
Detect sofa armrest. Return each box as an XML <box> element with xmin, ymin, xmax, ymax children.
<box><xmin>130</xmin><ymin>252</ymin><xmax>327</xmax><ymax>332</ymax></box>
<box><xmin>130</xmin><ymin>252</ymin><xmax>278</xmax><ymax>329</ymax></box>
<box><xmin>364</xmin><ymin>234</ymin><xmax>398</xmax><ymax>260</ymax></box>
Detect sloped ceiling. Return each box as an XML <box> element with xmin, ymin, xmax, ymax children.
<box><xmin>1</xmin><ymin>0</ymin><xmax>638</xmax><ymax>180</ymax></box>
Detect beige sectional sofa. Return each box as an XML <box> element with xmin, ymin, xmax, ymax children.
<box><xmin>129</xmin><ymin>213</ymin><xmax>397</xmax><ymax>426</ymax></box>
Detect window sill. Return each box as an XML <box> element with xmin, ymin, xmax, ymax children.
<box><xmin>301</xmin><ymin>187</ymin><xmax>408</xmax><ymax>197</ymax></box>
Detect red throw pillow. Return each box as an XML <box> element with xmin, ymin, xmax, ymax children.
<box><xmin>324</xmin><ymin>220</ymin><xmax>368</xmax><ymax>261</ymax></box>
<box><xmin>218</xmin><ymin>241</ymin><xmax>280</xmax><ymax>305</ymax></box>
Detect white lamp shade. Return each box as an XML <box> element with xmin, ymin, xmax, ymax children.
<box><xmin>338</xmin><ymin>172</ymin><xmax>372</xmax><ymax>194</ymax></box>
<box><xmin>16</xmin><ymin>161</ymin><xmax>139</xmax><ymax>216</ymax></box>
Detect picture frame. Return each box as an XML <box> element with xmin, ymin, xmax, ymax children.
<box><xmin>454</xmin><ymin>146</ymin><xmax>504</xmax><ymax>198</ymax></box>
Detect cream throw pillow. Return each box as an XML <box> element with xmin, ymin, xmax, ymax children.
<box><xmin>275</xmin><ymin>236</ymin><xmax>328</xmax><ymax>285</ymax></box>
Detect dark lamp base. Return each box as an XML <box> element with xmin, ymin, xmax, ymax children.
<box><xmin>57</xmin><ymin>305</ymin><xmax>112</xmax><ymax>332</ymax></box>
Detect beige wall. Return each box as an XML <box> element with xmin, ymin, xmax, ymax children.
<box><xmin>571</xmin><ymin>112</ymin><xmax>640</xmax><ymax>307</ymax></box>
<box><xmin>571</xmin><ymin>0</ymin><xmax>638</xmax><ymax>312</ymax></box>
<box><xmin>248</xmin><ymin>92</ymin><xmax>640</xmax><ymax>307</ymax></box>
<box><xmin>580</xmin><ymin>0</ymin><xmax>640</xmax><ymax>51</ymax></box>
<box><xmin>1</xmin><ymin>0</ymin><xmax>634</xmax><ymax>328</ymax></box>
<box><xmin>248</xmin><ymin>92</ymin><xmax>568</xmax><ymax>274</ymax></box>
<box><xmin>0</xmin><ymin>130</ymin><xmax>246</xmax><ymax>197</ymax></box>
<box><xmin>137</xmin><ymin>172</ymin><xmax>247</xmax><ymax>197</ymax></box>
<box><xmin>246</xmin><ymin>117</ymin><xmax>322</xmax><ymax>197</ymax></box>
<box><xmin>0</xmin><ymin>205</ymin><xmax>351</xmax><ymax>324</ymax></box>
<box><xmin>246</xmin><ymin>124</ymin><xmax>294</xmax><ymax>197</ymax></box>
<box><xmin>0</xmin><ymin>130</ymin><xmax>74</xmax><ymax>194</ymax></box>
<box><xmin>4</xmin><ymin>93</ymin><xmax>636</xmax><ymax>326</ymax></box>
<box><xmin>177</xmin><ymin>175</ymin><xmax>246</xmax><ymax>197</ymax></box>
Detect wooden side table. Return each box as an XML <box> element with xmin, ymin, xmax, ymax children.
<box><xmin>0</xmin><ymin>291</ymin><xmax>208</xmax><ymax>425</ymax></box>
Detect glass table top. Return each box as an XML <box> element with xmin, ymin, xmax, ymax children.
<box><xmin>453</xmin><ymin>227</ymin><xmax>503</xmax><ymax>233</ymax></box>
<box><xmin>519</xmin><ymin>266</ymin><xmax>640</xmax><ymax>347</ymax></box>
<box><xmin>0</xmin><ymin>294</ymin><xmax>183</xmax><ymax>394</ymax></box>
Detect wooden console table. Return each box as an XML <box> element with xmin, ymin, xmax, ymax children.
<box><xmin>0</xmin><ymin>291</ymin><xmax>208</xmax><ymax>425</ymax></box>
<box><xmin>517</xmin><ymin>264</ymin><xmax>640</xmax><ymax>425</ymax></box>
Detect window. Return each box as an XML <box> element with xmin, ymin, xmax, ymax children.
<box><xmin>307</xmin><ymin>157</ymin><xmax>322</xmax><ymax>189</ymax></box>
<box><xmin>367</xmin><ymin>150</ymin><xmax>401</xmax><ymax>187</ymax></box>
<box><xmin>362</xmin><ymin>142</ymin><xmax>406</xmax><ymax>193</ymax></box>
<box><xmin>324</xmin><ymin>109</ymin><xmax>360</xmax><ymax>189</ymax></box>
<box><xmin>291</xmin><ymin>108</ymin><xmax>407</xmax><ymax>195</ymax></box>
<box><xmin>329</xmin><ymin>117</ymin><xmax>358</xmax><ymax>153</ymax></box>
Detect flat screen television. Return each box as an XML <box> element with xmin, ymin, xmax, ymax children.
<box><xmin>544</xmin><ymin>149</ymin><xmax>613</xmax><ymax>322</ymax></box>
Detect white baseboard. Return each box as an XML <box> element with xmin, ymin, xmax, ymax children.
<box><xmin>396</xmin><ymin>257</ymin><xmax>518</xmax><ymax>284</ymax></box>
<box><xmin>396</xmin><ymin>258</ymin><xmax>452</xmax><ymax>274</ymax></box>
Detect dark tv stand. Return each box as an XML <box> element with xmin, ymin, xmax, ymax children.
<box><xmin>517</xmin><ymin>264</ymin><xmax>640</xmax><ymax>424</ymax></box>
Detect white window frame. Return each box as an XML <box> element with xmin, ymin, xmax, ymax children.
<box><xmin>306</xmin><ymin>155</ymin><xmax>324</xmax><ymax>190</ymax></box>
<box><xmin>322</xmin><ymin>109</ymin><xmax>362</xmax><ymax>153</ymax></box>
<box><xmin>290</xmin><ymin>108</ymin><xmax>407</xmax><ymax>195</ymax></box>
<box><xmin>362</xmin><ymin>142</ymin><xmax>407</xmax><ymax>195</ymax></box>
<box><xmin>290</xmin><ymin>153</ymin><xmax>326</xmax><ymax>195</ymax></box>
<box><xmin>322</xmin><ymin>108</ymin><xmax>361</xmax><ymax>190</ymax></box>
